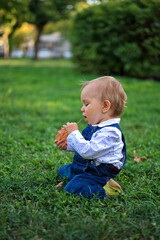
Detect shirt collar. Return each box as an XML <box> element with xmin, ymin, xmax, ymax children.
<box><xmin>92</xmin><ymin>118</ymin><xmax>120</xmax><ymax>128</ymax></box>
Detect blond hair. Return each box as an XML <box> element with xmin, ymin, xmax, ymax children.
<box><xmin>81</xmin><ymin>76</ymin><xmax>127</xmax><ymax>117</ymax></box>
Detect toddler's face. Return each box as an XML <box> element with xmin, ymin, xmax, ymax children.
<box><xmin>81</xmin><ymin>84</ymin><xmax>105</xmax><ymax>125</ymax></box>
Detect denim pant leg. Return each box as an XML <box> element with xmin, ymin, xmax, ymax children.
<box><xmin>64</xmin><ymin>173</ymin><xmax>108</xmax><ymax>199</ymax></box>
<box><xmin>58</xmin><ymin>163</ymin><xmax>75</xmax><ymax>181</ymax></box>
<box><xmin>58</xmin><ymin>162</ymin><xmax>87</xmax><ymax>181</ymax></box>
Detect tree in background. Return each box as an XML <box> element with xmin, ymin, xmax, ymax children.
<box><xmin>71</xmin><ymin>0</ymin><xmax>160</xmax><ymax>79</ymax></box>
<box><xmin>0</xmin><ymin>0</ymin><xmax>29</xmax><ymax>57</ymax></box>
<box><xmin>11</xmin><ymin>22</ymin><xmax>35</xmax><ymax>51</ymax></box>
<box><xmin>0</xmin><ymin>0</ymin><xmax>88</xmax><ymax>59</ymax></box>
<box><xmin>27</xmin><ymin>0</ymin><xmax>88</xmax><ymax>59</ymax></box>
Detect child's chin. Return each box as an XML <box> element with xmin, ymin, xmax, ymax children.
<box><xmin>86</xmin><ymin>120</ymin><xmax>91</xmax><ymax>125</ymax></box>
<box><xmin>85</xmin><ymin>118</ymin><xmax>91</xmax><ymax>125</ymax></box>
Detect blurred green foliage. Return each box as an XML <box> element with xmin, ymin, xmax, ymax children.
<box><xmin>71</xmin><ymin>0</ymin><xmax>160</xmax><ymax>79</ymax></box>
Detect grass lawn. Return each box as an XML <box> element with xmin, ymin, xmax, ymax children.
<box><xmin>0</xmin><ymin>59</ymin><xmax>160</xmax><ymax>240</ymax></box>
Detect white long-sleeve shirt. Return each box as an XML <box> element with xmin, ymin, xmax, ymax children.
<box><xmin>66</xmin><ymin>118</ymin><xmax>124</xmax><ymax>169</ymax></box>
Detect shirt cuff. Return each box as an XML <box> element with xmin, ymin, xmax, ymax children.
<box><xmin>66</xmin><ymin>130</ymin><xmax>83</xmax><ymax>151</ymax></box>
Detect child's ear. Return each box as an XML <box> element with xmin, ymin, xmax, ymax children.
<box><xmin>102</xmin><ymin>100</ymin><xmax>111</xmax><ymax>113</ymax></box>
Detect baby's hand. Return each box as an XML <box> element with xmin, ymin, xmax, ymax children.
<box><xmin>63</xmin><ymin>122</ymin><xmax>78</xmax><ymax>134</ymax></box>
<box><xmin>55</xmin><ymin>122</ymin><xmax>78</xmax><ymax>150</ymax></box>
<box><xmin>55</xmin><ymin>138</ymin><xmax>67</xmax><ymax>150</ymax></box>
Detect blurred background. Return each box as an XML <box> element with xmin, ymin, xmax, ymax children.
<box><xmin>0</xmin><ymin>0</ymin><xmax>160</xmax><ymax>79</ymax></box>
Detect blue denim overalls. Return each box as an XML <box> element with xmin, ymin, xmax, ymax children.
<box><xmin>58</xmin><ymin>124</ymin><xmax>126</xmax><ymax>199</ymax></box>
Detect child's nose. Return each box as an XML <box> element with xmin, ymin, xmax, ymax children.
<box><xmin>81</xmin><ymin>106</ymin><xmax>84</xmax><ymax>112</ymax></box>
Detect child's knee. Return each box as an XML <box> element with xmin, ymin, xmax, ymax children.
<box><xmin>64</xmin><ymin>178</ymin><xmax>105</xmax><ymax>199</ymax></box>
<box><xmin>58</xmin><ymin>163</ymin><xmax>72</xmax><ymax>179</ymax></box>
<box><xmin>64</xmin><ymin>181</ymin><xmax>91</xmax><ymax>198</ymax></box>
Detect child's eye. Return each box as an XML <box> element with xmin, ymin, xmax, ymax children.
<box><xmin>84</xmin><ymin>103</ymin><xmax>89</xmax><ymax>107</ymax></box>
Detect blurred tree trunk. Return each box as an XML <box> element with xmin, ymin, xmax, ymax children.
<box><xmin>3</xmin><ymin>32</ymin><xmax>9</xmax><ymax>58</ymax></box>
<box><xmin>33</xmin><ymin>25</ymin><xmax>44</xmax><ymax>60</ymax></box>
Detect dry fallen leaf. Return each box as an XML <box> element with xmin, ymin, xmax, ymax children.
<box><xmin>134</xmin><ymin>156</ymin><xmax>147</xmax><ymax>163</ymax></box>
<box><xmin>133</xmin><ymin>150</ymin><xmax>147</xmax><ymax>163</ymax></box>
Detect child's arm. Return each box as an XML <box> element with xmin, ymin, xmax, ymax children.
<box><xmin>64</xmin><ymin>123</ymin><xmax>122</xmax><ymax>162</ymax></box>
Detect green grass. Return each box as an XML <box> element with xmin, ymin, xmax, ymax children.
<box><xmin>0</xmin><ymin>59</ymin><xmax>160</xmax><ymax>240</ymax></box>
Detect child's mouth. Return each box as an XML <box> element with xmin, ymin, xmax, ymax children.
<box><xmin>83</xmin><ymin>115</ymin><xmax>87</xmax><ymax>121</ymax></box>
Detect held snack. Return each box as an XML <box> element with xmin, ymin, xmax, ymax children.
<box><xmin>55</xmin><ymin>128</ymin><xmax>68</xmax><ymax>141</ymax></box>
<box><xmin>55</xmin><ymin>120</ymin><xmax>81</xmax><ymax>142</ymax></box>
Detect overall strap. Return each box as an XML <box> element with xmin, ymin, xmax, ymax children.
<box><xmin>73</xmin><ymin>125</ymin><xmax>97</xmax><ymax>165</ymax></box>
<box><xmin>104</xmin><ymin>123</ymin><xmax>127</xmax><ymax>168</ymax></box>
<box><xmin>95</xmin><ymin>123</ymin><xmax>127</xmax><ymax>178</ymax></box>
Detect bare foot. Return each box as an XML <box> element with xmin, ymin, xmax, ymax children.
<box><xmin>56</xmin><ymin>181</ymin><xmax>64</xmax><ymax>187</ymax></box>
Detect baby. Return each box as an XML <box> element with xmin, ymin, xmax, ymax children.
<box><xmin>55</xmin><ymin>76</ymin><xmax>127</xmax><ymax>199</ymax></box>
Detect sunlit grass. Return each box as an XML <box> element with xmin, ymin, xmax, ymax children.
<box><xmin>0</xmin><ymin>59</ymin><xmax>160</xmax><ymax>240</ymax></box>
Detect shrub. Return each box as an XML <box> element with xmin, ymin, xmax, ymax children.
<box><xmin>71</xmin><ymin>0</ymin><xmax>160</xmax><ymax>79</ymax></box>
